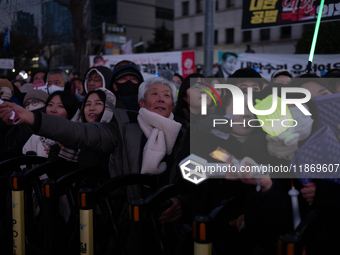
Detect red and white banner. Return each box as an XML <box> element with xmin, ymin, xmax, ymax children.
<box><xmin>89</xmin><ymin>51</ymin><xmax>195</xmax><ymax>80</ymax></box>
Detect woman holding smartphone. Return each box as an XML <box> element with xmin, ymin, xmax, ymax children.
<box><xmin>22</xmin><ymin>91</ymin><xmax>78</xmax><ymax>157</ymax></box>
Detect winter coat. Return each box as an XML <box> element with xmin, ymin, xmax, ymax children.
<box><xmin>32</xmin><ymin>108</ymin><xmax>190</xmax><ymax>202</ymax></box>
<box><xmin>189</xmin><ymin>123</ymin><xmax>287</xmax><ymax>254</ymax></box>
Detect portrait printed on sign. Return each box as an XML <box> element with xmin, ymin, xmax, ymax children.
<box><xmin>216</xmin><ymin>52</ymin><xmax>239</xmax><ymax>79</ymax></box>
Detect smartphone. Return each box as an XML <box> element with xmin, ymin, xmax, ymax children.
<box><xmin>40</xmin><ymin>137</ymin><xmax>56</xmax><ymax>148</ymax></box>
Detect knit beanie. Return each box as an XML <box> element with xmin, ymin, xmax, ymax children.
<box><xmin>23</xmin><ymin>89</ymin><xmax>49</xmax><ymax>105</ymax></box>
<box><xmin>0</xmin><ymin>78</ymin><xmax>14</xmax><ymax>93</ymax></box>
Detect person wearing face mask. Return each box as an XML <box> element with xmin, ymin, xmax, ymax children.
<box><xmin>109</xmin><ymin>60</ymin><xmax>144</xmax><ymax>111</ymax></box>
<box><xmin>188</xmin><ymin>90</ymin><xmax>287</xmax><ymax>255</ymax></box>
<box><xmin>23</xmin><ymin>90</ymin><xmax>49</xmax><ymax>111</ymax></box>
<box><xmin>46</xmin><ymin>68</ymin><xmax>70</xmax><ymax>95</ymax></box>
<box><xmin>0</xmin><ymin>78</ymin><xmax>190</xmax><ymax>245</ymax></box>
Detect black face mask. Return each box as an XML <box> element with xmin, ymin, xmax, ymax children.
<box><xmin>115</xmin><ymin>80</ymin><xmax>139</xmax><ymax>96</ymax></box>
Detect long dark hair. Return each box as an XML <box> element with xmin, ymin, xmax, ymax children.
<box><xmin>80</xmin><ymin>90</ymin><xmax>106</xmax><ymax>123</ymax></box>
<box><xmin>46</xmin><ymin>91</ymin><xmax>79</xmax><ymax>120</ymax></box>
<box><xmin>173</xmin><ymin>73</ymin><xmax>205</xmax><ymax>119</ymax></box>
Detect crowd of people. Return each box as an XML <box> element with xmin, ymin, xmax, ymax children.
<box><xmin>0</xmin><ymin>61</ymin><xmax>340</xmax><ymax>254</ymax></box>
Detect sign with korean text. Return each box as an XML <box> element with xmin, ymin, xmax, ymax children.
<box><xmin>89</xmin><ymin>51</ymin><xmax>195</xmax><ymax>79</ymax></box>
<box><xmin>102</xmin><ymin>23</ymin><xmax>127</xmax><ymax>55</ymax></box>
<box><xmin>102</xmin><ymin>23</ymin><xmax>126</xmax><ymax>34</ymax></box>
<box><xmin>242</xmin><ymin>0</ymin><xmax>340</xmax><ymax>29</ymax></box>
<box><xmin>218</xmin><ymin>52</ymin><xmax>340</xmax><ymax>78</ymax></box>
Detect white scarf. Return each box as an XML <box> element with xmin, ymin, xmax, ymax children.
<box><xmin>137</xmin><ymin>108</ymin><xmax>182</xmax><ymax>175</ymax></box>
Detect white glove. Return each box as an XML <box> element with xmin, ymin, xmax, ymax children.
<box><xmin>266</xmin><ymin>131</ymin><xmax>299</xmax><ymax>159</ymax></box>
<box><xmin>266</xmin><ymin>105</ymin><xmax>314</xmax><ymax>159</ymax></box>
<box><xmin>0</xmin><ymin>87</ymin><xmax>12</xmax><ymax>100</ymax></box>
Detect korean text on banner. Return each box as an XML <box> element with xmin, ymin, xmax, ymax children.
<box><xmin>242</xmin><ymin>0</ymin><xmax>340</xmax><ymax>30</ymax></box>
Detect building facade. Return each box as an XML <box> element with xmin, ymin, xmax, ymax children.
<box><xmin>116</xmin><ymin>0</ymin><xmax>174</xmax><ymax>52</ymax></box>
<box><xmin>88</xmin><ymin>0</ymin><xmax>174</xmax><ymax>55</ymax></box>
<box><xmin>174</xmin><ymin>0</ymin><xmax>305</xmax><ymax>64</ymax></box>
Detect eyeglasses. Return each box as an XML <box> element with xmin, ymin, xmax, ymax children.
<box><xmin>191</xmin><ymin>82</ymin><xmax>211</xmax><ymax>92</ymax></box>
<box><xmin>24</xmin><ymin>99</ymin><xmax>42</xmax><ymax>108</ymax></box>
<box><xmin>87</xmin><ymin>78</ymin><xmax>102</xmax><ymax>83</ymax></box>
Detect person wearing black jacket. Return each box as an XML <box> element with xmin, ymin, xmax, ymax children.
<box><xmin>189</xmin><ymin>88</ymin><xmax>287</xmax><ymax>254</ymax></box>
<box><xmin>108</xmin><ymin>60</ymin><xmax>144</xmax><ymax>111</ymax></box>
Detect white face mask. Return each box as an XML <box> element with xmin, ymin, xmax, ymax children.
<box><xmin>48</xmin><ymin>85</ymin><xmax>64</xmax><ymax>95</ymax></box>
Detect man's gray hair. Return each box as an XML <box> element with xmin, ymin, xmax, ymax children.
<box><xmin>47</xmin><ymin>68</ymin><xmax>69</xmax><ymax>83</ymax></box>
<box><xmin>138</xmin><ymin>77</ymin><xmax>177</xmax><ymax>103</ymax></box>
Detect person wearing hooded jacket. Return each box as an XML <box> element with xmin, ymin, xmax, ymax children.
<box><xmin>49</xmin><ymin>88</ymin><xmax>116</xmax><ymax>184</ymax></box>
<box><xmin>108</xmin><ymin>60</ymin><xmax>144</xmax><ymax>111</ymax></box>
<box><xmin>0</xmin><ymin>77</ymin><xmax>189</xmax><ymax>222</ymax></box>
<box><xmin>82</xmin><ymin>66</ymin><xmax>112</xmax><ymax>94</ymax></box>
<box><xmin>0</xmin><ymin>77</ymin><xmax>192</xmax><ymax>254</ymax></box>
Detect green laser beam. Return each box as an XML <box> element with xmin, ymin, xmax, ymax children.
<box><xmin>199</xmin><ymin>88</ymin><xmax>217</xmax><ymax>106</ymax></box>
<box><xmin>309</xmin><ymin>0</ymin><xmax>325</xmax><ymax>63</ymax></box>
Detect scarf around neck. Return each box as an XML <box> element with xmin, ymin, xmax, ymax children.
<box><xmin>137</xmin><ymin>108</ymin><xmax>182</xmax><ymax>175</ymax></box>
